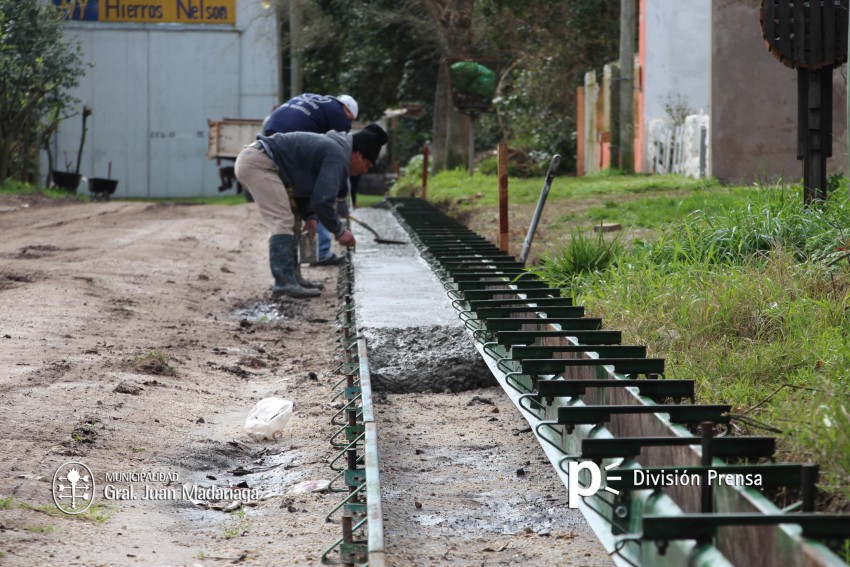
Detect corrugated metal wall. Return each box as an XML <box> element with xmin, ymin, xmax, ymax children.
<box><xmin>48</xmin><ymin>0</ymin><xmax>277</xmax><ymax>198</ymax></box>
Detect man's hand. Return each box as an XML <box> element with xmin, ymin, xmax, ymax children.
<box><xmin>337</xmin><ymin>229</ymin><xmax>356</xmax><ymax>247</ymax></box>
<box><xmin>303</xmin><ymin>218</ymin><xmax>317</xmax><ymax>240</ymax></box>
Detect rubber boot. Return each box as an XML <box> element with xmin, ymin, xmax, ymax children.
<box><xmin>268</xmin><ymin>234</ymin><xmax>321</xmax><ymax>299</ymax></box>
<box><xmin>293</xmin><ymin>236</ymin><xmax>324</xmax><ymax>290</ymax></box>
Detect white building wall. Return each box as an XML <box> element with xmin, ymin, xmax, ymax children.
<box><xmin>643</xmin><ymin>0</ymin><xmax>711</xmax><ymax>173</ymax></box>
<box><xmin>48</xmin><ymin>0</ymin><xmax>277</xmax><ymax>198</ymax></box>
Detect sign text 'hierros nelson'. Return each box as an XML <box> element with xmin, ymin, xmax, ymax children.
<box><xmin>53</xmin><ymin>0</ymin><xmax>236</xmax><ymax>25</ymax></box>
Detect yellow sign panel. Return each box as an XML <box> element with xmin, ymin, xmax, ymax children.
<box><xmin>97</xmin><ymin>0</ymin><xmax>236</xmax><ymax>24</ymax></box>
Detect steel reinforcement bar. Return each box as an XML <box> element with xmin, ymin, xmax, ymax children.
<box><xmin>321</xmin><ymin>254</ymin><xmax>386</xmax><ymax>567</ymax></box>
<box><xmin>387</xmin><ymin>197</ymin><xmax>850</xmax><ymax>567</ymax></box>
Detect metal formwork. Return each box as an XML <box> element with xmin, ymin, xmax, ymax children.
<box><xmin>387</xmin><ymin>197</ymin><xmax>850</xmax><ymax>567</ymax></box>
<box><xmin>322</xmin><ymin>255</ymin><xmax>385</xmax><ymax>567</ymax></box>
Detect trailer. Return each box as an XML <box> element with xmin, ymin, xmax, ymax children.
<box><xmin>207</xmin><ymin>118</ymin><xmax>264</xmax><ymax>198</ymax></box>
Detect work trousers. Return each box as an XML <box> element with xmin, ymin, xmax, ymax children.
<box><xmin>234</xmin><ymin>145</ymin><xmax>295</xmax><ymax>237</ymax></box>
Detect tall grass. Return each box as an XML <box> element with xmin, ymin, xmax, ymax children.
<box><xmin>638</xmin><ymin>187</ymin><xmax>850</xmax><ymax>266</ymax></box>
<box><xmin>533</xmin><ymin>183</ymin><xmax>850</xmax><ymax>499</ymax></box>
<box><xmin>528</xmin><ymin>228</ymin><xmax>624</xmax><ymax>293</ymax></box>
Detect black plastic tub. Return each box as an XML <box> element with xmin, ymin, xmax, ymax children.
<box><xmin>51</xmin><ymin>170</ymin><xmax>81</xmax><ymax>193</ymax></box>
<box><xmin>88</xmin><ymin>178</ymin><xmax>118</xmax><ymax>201</ymax></box>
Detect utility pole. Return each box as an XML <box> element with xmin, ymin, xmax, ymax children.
<box><xmin>273</xmin><ymin>0</ymin><xmax>284</xmax><ymax>103</ymax></box>
<box><xmin>619</xmin><ymin>0</ymin><xmax>636</xmax><ymax>172</ymax></box>
<box><xmin>289</xmin><ymin>0</ymin><xmax>303</xmax><ymax>98</ymax></box>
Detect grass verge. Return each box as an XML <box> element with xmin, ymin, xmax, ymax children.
<box><xmin>528</xmin><ymin>182</ymin><xmax>850</xmax><ymax>502</ymax></box>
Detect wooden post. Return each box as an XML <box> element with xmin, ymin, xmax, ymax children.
<box><xmin>391</xmin><ymin>116</ymin><xmax>399</xmax><ymax>175</ymax></box>
<box><xmin>618</xmin><ymin>0</ymin><xmax>636</xmax><ymax>172</ymax></box>
<box><xmin>577</xmin><ymin>86</ymin><xmax>585</xmax><ymax>177</ymax></box>
<box><xmin>498</xmin><ymin>143</ymin><xmax>509</xmax><ymax>253</ymax></box>
<box><xmin>421</xmin><ymin>145</ymin><xmax>429</xmax><ymax>200</ymax></box>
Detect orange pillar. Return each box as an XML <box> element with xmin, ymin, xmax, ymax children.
<box><xmin>577</xmin><ymin>86</ymin><xmax>586</xmax><ymax>177</ymax></box>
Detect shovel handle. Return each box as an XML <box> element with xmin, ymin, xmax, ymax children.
<box><xmin>519</xmin><ymin>154</ymin><xmax>560</xmax><ymax>264</ymax></box>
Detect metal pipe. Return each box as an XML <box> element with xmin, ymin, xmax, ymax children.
<box><xmin>421</xmin><ymin>145</ymin><xmax>429</xmax><ymax>200</ymax></box>
<box><xmin>700</xmin><ymin>421</ymin><xmax>714</xmax><ymax>514</ymax></box>
<box><xmin>468</xmin><ymin>116</ymin><xmax>476</xmax><ymax>176</ymax></box>
<box><xmin>519</xmin><ymin>154</ymin><xmax>560</xmax><ymax>264</ymax></box>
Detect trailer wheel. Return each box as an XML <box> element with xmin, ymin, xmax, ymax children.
<box><xmin>236</xmin><ymin>181</ymin><xmax>254</xmax><ymax>202</ymax></box>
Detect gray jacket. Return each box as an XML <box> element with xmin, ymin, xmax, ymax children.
<box><xmin>258</xmin><ymin>130</ymin><xmax>350</xmax><ymax>237</ymax></box>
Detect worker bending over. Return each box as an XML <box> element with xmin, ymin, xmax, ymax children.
<box><xmin>234</xmin><ymin>123</ymin><xmax>388</xmax><ymax>298</ymax></box>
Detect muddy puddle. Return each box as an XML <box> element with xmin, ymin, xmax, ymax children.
<box><xmin>231</xmin><ymin>298</ymin><xmax>298</xmax><ymax>323</ymax></box>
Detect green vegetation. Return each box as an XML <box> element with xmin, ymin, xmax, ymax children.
<box><xmin>20</xmin><ymin>502</ymin><xmax>114</xmax><ymax>524</ymax></box>
<box><xmin>83</xmin><ymin>504</ymin><xmax>115</xmax><ymax>524</ymax></box>
<box><xmin>524</xmin><ymin>183</ymin><xmax>850</xmax><ymax>499</ymax></box>
<box><xmin>132</xmin><ymin>349</ymin><xmax>177</xmax><ymax>376</ymax></box>
<box><xmin>355</xmin><ymin>194</ymin><xmax>386</xmax><ymax>208</ymax></box>
<box><xmin>222</xmin><ymin>508</ymin><xmax>251</xmax><ymax>539</ymax></box>
<box><xmin>0</xmin><ymin>495</ymin><xmax>15</xmax><ymax>509</ymax></box>
<box><xmin>581</xmin><ymin>185</ymin><xmax>757</xmax><ymax>229</ymax></box>
<box><xmin>22</xmin><ymin>524</ymin><xmax>54</xmax><ymax>533</ymax></box>
<box><xmin>0</xmin><ymin>0</ymin><xmax>86</xmax><ymax>184</ymax></box>
<box><xmin>531</xmin><ymin>228</ymin><xmax>624</xmax><ymax>288</ymax></box>
<box><xmin>394</xmin><ymin>167</ymin><xmax>721</xmax><ymax>214</ymax></box>
<box><xmin>0</xmin><ymin>179</ymin><xmax>85</xmax><ymax>200</ymax></box>
<box><xmin>118</xmin><ymin>194</ymin><xmax>249</xmax><ymax>206</ymax></box>
<box><xmin>406</xmin><ymin>168</ymin><xmax>850</xmax><ymax>499</ymax></box>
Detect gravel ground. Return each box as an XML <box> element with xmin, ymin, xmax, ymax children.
<box><xmin>0</xmin><ymin>195</ymin><xmax>611</xmax><ymax>566</ymax></box>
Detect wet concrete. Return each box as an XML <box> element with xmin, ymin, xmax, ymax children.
<box><xmin>350</xmin><ymin>207</ymin><xmax>460</xmax><ymax>330</ymax></box>
<box><xmin>351</xmin><ymin>207</ymin><xmax>488</xmax><ymax>393</ymax></box>
<box><xmin>350</xmin><ymin>205</ymin><xmax>612</xmax><ymax>565</ymax></box>
<box><xmin>364</xmin><ymin>325</ymin><xmax>493</xmax><ymax>393</ymax></box>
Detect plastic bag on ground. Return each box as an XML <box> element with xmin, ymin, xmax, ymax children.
<box><xmin>245</xmin><ymin>397</ymin><xmax>293</xmax><ymax>442</ymax></box>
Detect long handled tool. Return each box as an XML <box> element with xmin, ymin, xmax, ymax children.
<box><xmin>519</xmin><ymin>154</ymin><xmax>560</xmax><ymax>264</ymax></box>
<box><xmin>348</xmin><ymin>213</ymin><xmax>406</xmax><ymax>245</ymax></box>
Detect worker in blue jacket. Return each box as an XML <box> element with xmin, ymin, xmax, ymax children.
<box><xmin>234</xmin><ymin>124</ymin><xmax>387</xmax><ymax>298</ymax></box>
<box><xmin>263</xmin><ymin>93</ymin><xmax>359</xmax><ymax>267</ymax></box>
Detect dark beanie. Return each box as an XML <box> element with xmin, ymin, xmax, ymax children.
<box><xmin>352</xmin><ymin>123</ymin><xmax>388</xmax><ymax>163</ymax></box>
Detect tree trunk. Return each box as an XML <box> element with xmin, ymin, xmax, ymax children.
<box><xmin>425</xmin><ymin>0</ymin><xmax>474</xmax><ymax>172</ymax></box>
<box><xmin>618</xmin><ymin>0</ymin><xmax>636</xmax><ymax>172</ymax></box>
<box><xmin>0</xmin><ymin>136</ymin><xmax>11</xmax><ymax>186</ymax></box>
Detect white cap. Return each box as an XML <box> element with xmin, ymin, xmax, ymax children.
<box><xmin>336</xmin><ymin>95</ymin><xmax>359</xmax><ymax>120</ymax></box>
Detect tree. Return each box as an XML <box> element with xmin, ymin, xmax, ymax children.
<box><xmin>284</xmin><ymin>0</ymin><xmax>619</xmax><ymax>174</ymax></box>
<box><xmin>479</xmin><ymin>0</ymin><xmax>620</xmax><ymax>173</ymax></box>
<box><xmin>423</xmin><ymin>0</ymin><xmax>475</xmax><ymax>172</ymax></box>
<box><xmin>282</xmin><ymin>0</ymin><xmax>440</xmax><ymax>166</ymax></box>
<box><xmin>0</xmin><ymin>0</ymin><xmax>85</xmax><ymax>184</ymax></box>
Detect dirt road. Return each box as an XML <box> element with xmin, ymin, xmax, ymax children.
<box><xmin>0</xmin><ymin>196</ymin><xmax>346</xmax><ymax>566</ymax></box>
<box><xmin>0</xmin><ymin>195</ymin><xmax>609</xmax><ymax>566</ymax></box>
